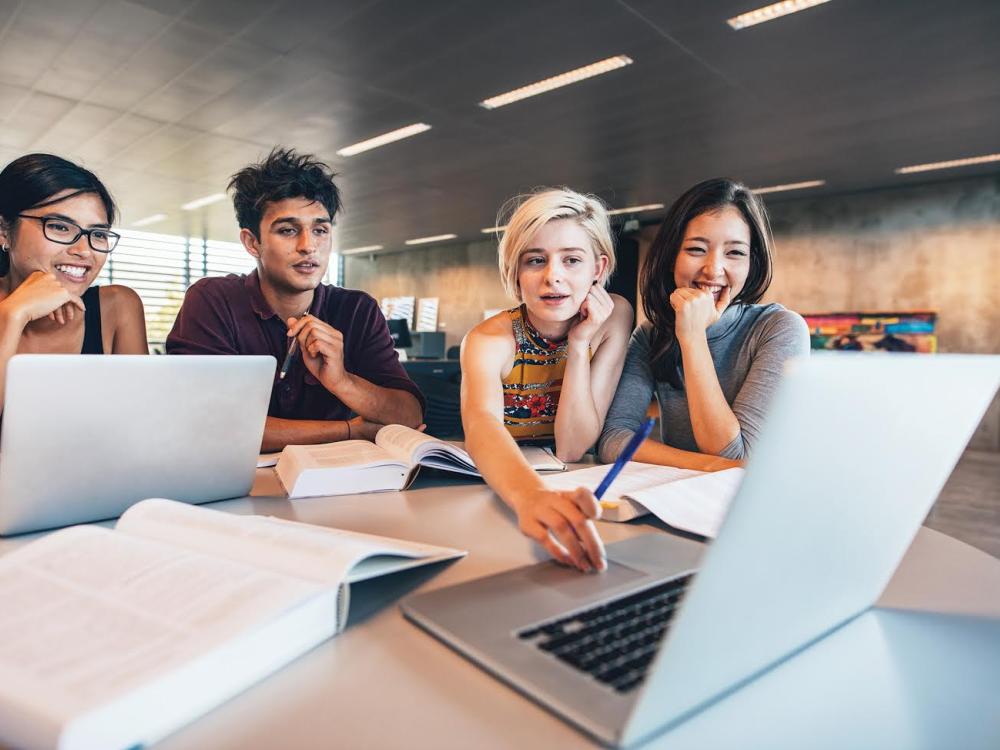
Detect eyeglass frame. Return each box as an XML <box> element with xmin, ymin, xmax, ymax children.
<box><xmin>15</xmin><ymin>214</ymin><xmax>121</xmax><ymax>253</ymax></box>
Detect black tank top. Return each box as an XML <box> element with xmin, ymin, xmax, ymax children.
<box><xmin>81</xmin><ymin>286</ymin><xmax>103</xmax><ymax>354</ymax></box>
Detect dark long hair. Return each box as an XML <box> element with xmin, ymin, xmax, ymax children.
<box><xmin>0</xmin><ymin>153</ymin><xmax>117</xmax><ymax>276</ymax></box>
<box><xmin>641</xmin><ymin>178</ymin><xmax>774</xmax><ymax>388</ymax></box>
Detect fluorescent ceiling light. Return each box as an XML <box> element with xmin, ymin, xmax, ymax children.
<box><xmin>752</xmin><ymin>179</ymin><xmax>826</xmax><ymax>195</ymax></box>
<box><xmin>131</xmin><ymin>213</ymin><xmax>168</xmax><ymax>227</ymax></box>
<box><xmin>405</xmin><ymin>233</ymin><xmax>457</xmax><ymax>246</ymax></box>
<box><xmin>727</xmin><ymin>0</ymin><xmax>832</xmax><ymax>30</ymax></box>
<box><xmin>607</xmin><ymin>203</ymin><xmax>664</xmax><ymax>216</ymax></box>
<box><xmin>479</xmin><ymin>55</ymin><xmax>633</xmax><ymax>110</ymax></box>
<box><xmin>894</xmin><ymin>153</ymin><xmax>1000</xmax><ymax>174</ymax></box>
<box><xmin>336</xmin><ymin>123</ymin><xmax>432</xmax><ymax>157</ymax></box>
<box><xmin>340</xmin><ymin>244</ymin><xmax>384</xmax><ymax>255</ymax></box>
<box><xmin>181</xmin><ymin>193</ymin><xmax>227</xmax><ymax>211</ymax></box>
<box><xmin>481</xmin><ymin>225</ymin><xmax>507</xmax><ymax>234</ymax></box>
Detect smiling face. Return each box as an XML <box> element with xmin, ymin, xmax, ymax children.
<box><xmin>516</xmin><ymin>218</ymin><xmax>607</xmax><ymax>327</ymax></box>
<box><xmin>0</xmin><ymin>190</ymin><xmax>111</xmax><ymax>292</ymax></box>
<box><xmin>672</xmin><ymin>205</ymin><xmax>751</xmax><ymax>305</ymax></box>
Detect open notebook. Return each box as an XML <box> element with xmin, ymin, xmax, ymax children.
<box><xmin>542</xmin><ymin>462</ymin><xmax>745</xmax><ymax>537</ymax></box>
<box><xmin>275</xmin><ymin>424</ymin><xmax>565</xmax><ymax>498</ymax></box>
<box><xmin>0</xmin><ymin>499</ymin><xmax>464</xmax><ymax>750</ymax></box>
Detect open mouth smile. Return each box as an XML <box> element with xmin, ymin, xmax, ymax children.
<box><xmin>54</xmin><ymin>264</ymin><xmax>90</xmax><ymax>282</ymax></box>
<box><xmin>693</xmin><ymin>281</ymin><xmax>726</xmax><ymax>300</ymax></box>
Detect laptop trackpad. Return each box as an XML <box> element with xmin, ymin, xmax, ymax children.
<box><xmin>523</xmin><ymin>560</ymin><xmax>646</xmax><ymax>603</ymax></box>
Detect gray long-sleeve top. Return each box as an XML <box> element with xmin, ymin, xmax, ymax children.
<box><xmin>597</xmin><ymin>303</ymin><xmax>810</xmax><ymax>462</ymax></box>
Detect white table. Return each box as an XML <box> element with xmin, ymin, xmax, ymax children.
<box><xmin>6</xmin><ymin>469</ymin><xmax>1000</xmax><ymax>748</ymax></box>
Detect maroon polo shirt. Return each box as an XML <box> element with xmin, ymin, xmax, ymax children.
<box><xmin>165</xmin><ymin>270</ymin><xmax>424</xmax><ymax>421</ymax></box>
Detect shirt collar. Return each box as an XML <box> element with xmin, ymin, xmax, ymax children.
<box><xmin>245</xmin><ymin>269</ymin><xmax>277</xmax><ymax>320</ymax></box>
<box><xmin>244</xmin><ymin>268</ymin><xmax>330</xmax><ymax>321</ymax></box>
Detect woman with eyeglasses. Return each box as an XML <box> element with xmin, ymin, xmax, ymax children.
<box><xmin>0</xmin><ymin>153</ymin><xmax>147</xmax><ymax>410</ymax></box>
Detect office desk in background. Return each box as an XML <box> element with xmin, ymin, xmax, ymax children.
<box><xmin>2</xmin><ymin>470</ymin><xmax>999</xmax><ymax>749</ymax></box>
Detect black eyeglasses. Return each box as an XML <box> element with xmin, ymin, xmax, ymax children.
<box><xmin>17</xmin><ymin>214</ymin><xmax>121</xmax><ymax>253</ymax></box>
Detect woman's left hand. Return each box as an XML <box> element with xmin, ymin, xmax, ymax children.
<box><xmin>670</xmin><ymin>286</ymin><xmax>731</xmax><ymax>341</ymax></box>
<box><xmin>567</xmin><ymin>284</ymin><xmax>614</xmax><ymax>349</ymax></box>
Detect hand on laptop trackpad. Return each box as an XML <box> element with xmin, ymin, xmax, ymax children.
<box><xmin>523</xmin><ymin>560</ymin><xmax>646</xmax><ymax>602</ymax></box>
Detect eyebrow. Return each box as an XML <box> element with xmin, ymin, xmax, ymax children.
<box><xmin>272</xmin><ymin>216</ymin><xmax>332</xmax><ymax>225</ymax></box>
<box><xmin>523</xmin><ymin>246</ymin><xmax>589</xmax><ymax>254</ymax></box>
<box><xmin>40</xmin><ymin>212</ymin><xmax>111</xmax><ymax>229</ymax></box>
<box><xmin>684</xmin><ymin>236</ymin><xmax>750</xmax><ymax>246</ymax></box>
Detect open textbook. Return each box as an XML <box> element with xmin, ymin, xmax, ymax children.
<box><xmin>276</xmin><ymin>423</ymin><xmax>565</xmax><ymax>498</ymax></box>
<box><xmin>542</xmin><ymin>463</ymin><xmax>746</xmax><ymax>537</ymax></box>
<box><xmin>0</xmin><ymin>499</ymin><xmax>464</xmax><ymax>750</ymax></box>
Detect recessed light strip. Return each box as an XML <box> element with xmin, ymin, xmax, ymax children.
<box><xmin>607</xmin><ymin>203</ymin><xmax>664</xmax><ymax>216</ymax></box>
<box><xmin>340</xmin><ymin>244</ymin><xmax>384</xmax><ymax>255</ymax></box>
<box><xmin>131</xmin><ymin>213</ymin><xmax>168</xmax><ymax>227</ymax></box>
<box><xmin>336</xmin><ymin>123</ymin><xmax>432</xmax><ymax>157</ymax></box>
<box><xmin>727</xmin><ymin>0</ymin><xmax>832</xmax><ymax>30</ymax></box>
<box><xmin>405</xmin><ymin>233</ymin><xmax>457</xmax><ymax>246</ymax></box>
<box><xmin>895</xmin><ymin>153</ymin><xmax>1000</xmax><ymax>174</ymax></box>
<box><xmin>481</xmin><ymin>225</ymin><xmax>507</xmax><ymax>234</ymax></box>
<box><xmin>181</xmin><ymin>193</ymin><xmax>227</xmax><ymax>211</ymax></box>
<box><xmin>752</xmin><ymin>179</ymin><xmax>826</xmax><ymax>195</ymax></box>
<box><xmin>479</xmin><ymin>55</ymin><xmax>633</xmax><ymax>110</ymax></box>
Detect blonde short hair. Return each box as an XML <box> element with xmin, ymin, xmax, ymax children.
<box><xmin>495</xmin><ymin>187</ymin><xmax>616</xmax><ymax>301</ymax></box>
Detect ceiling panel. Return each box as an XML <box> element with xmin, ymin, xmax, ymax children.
<box><xmin>0</xmin><ymin>0</ymin><xmax>994</xmax><ymax>250</ymax></box>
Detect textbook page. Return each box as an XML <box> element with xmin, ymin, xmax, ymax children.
<box><xmin>289</xmin><ymin>439</ymin><xmax>402</xmax><ymax>470</ymax></box>
<box><xmin>119</xmin><ymin>499</ymin><xmax>465</xmax><ymax>591</ymax></box>
<box><xmin>542</xmin><ymin>463</ymin><xmax>741</xmax><ymax>528</ymax></box>
<box><xmin>542</xmin><ymin>462</ymin><xmax>704</xmax><ymax>501</ymax></box>
<box><xmin>376</xmin><ymin>424</ymin><xmax>478</xmax><ymax>474</ymax></box>
<box><xmin>0</xmin><ymin>525</ymin><xmax>324</xmax><ymax>748</ymax></box>
<box><xmin>627</xmin><ymin>467</ymin><xmax>745</xmax><ymax>538</ymax></box>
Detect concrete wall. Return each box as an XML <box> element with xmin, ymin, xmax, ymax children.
<box><xmin>345</xmin><ymin>173</ymin><xmax>1000</xmax><ymax>448</ymax></box>
<box><xmin>344</xmin><ymin>239</ymin><xmax>510</xmax><ymax>352</ymax></box>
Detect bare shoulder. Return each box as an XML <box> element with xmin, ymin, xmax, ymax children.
<box><xmin>609</xmin><ymin>294</ymin><xmax>634</xmax><ymax>324</ymax></box>
<box><xmin>466</xmin><ymin>310</ymin><xmax>514</xmax><ymax>346</ymax></box>
<box><xmin>99</xmin><ymin>284</ymin><xmax>145</xmax><ymax>317</ymax></box>
<box><xmin>462</xmin><ymin>310</ymin><xmax>515</xmax><ymax>366</ymax></box>
<box><xmin>604</xmin><ymin>293</ymin><xmax>635</xmax><ymax>339</ymax></box>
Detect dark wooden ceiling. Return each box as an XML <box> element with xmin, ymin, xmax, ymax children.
<box><xmin>1</xmin><ymin>0</ymin><xmax>997</xmax><ymax>250</ymax></box>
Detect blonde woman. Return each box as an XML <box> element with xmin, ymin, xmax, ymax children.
<box><xmin>461</xmin><ymin>188</ymin><xmax>633</xmax><ymax>572</ymax></box>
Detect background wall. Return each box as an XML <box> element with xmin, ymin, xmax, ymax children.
<box><xmin>345</xmin><ymin>173</ymin><xmax>1000</xmax><ymax>447</ymax></box>
<box><xmin>344</xmin><ymin>239</ymin><xmax>512</xmax><ymax>351</ymax></box>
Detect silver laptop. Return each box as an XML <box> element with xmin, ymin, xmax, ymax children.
<box><xmin>402</xmin><ymin>354</ymin><xmax>1000</xmax><ymax>747</ymax></box>
<box><xmin>0</xmin><ymin>354</ymin><xmax>274</xmax><ymax>536</ymax></box>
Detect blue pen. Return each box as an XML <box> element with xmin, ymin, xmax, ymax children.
<box><xmin>594</xmin><ymin>417</ymin><xmax>655</xmax><ymax>500</ymax></box>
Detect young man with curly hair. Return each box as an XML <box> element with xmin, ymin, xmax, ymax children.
<box><xmin>167</xmin><ymin>148</ymin><xmax>424</xmax><ymax>451</ymax></box>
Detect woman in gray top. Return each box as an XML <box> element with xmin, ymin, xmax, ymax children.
<box><xmin>598</xmin><ymin>178</ymin><xmax>809</xmax><ymax>468</ymax></box>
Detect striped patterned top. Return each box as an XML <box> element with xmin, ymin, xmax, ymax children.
<box><xmin>501</xmin><ymin>304</ymin><xmax>570</xmax><ymax>443</ymax></box>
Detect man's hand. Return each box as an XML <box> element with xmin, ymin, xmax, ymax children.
<box><xmin>347</xmin><ymin>416</ymin><xmax>383</xmax><ymax>441</ymax></box>
<box><xmin>511</xmin><ymin>486</ymin><xmax>606</xmax><ymax>572</ymax></box>
<box><xmin>287</xmin><ymin>315</ymin><xmax>349</xmax><ymax>392</ymax></box>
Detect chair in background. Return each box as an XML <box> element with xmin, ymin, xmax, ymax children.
<box><xmin>407</xmin><ymin>371</ymin><xmax>463</xmax><ymax>440</ymax></box>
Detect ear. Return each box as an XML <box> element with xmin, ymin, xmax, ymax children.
<box><xmin>594</xmin><ymin>253</ymin><xmax>610</xmax><ymax>285</ymax></box>
<box><xmin>239</xmin><ymin>227</ymin><xmax>261</xmax><ymax>260</ymax></box>
<box><xmin>0</xmin><ymin>218</ymin><xmax>10</xmax><ymax>250</ymax></box>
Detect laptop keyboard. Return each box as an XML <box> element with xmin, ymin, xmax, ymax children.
<box><xmin>516</xmin><ymin>573</ymin><xmax>694</xmax><ymax>694</ymax></box>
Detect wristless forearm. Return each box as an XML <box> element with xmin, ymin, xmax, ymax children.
<box><xmin>678</xmin><ymin>336</ymin><xmax>740</xmax><ymax>453</ymax></box>
<box><xmin>554</xmin><ymin>349</ymin><xmax>601</xmax><ymax>460</ymax></box>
